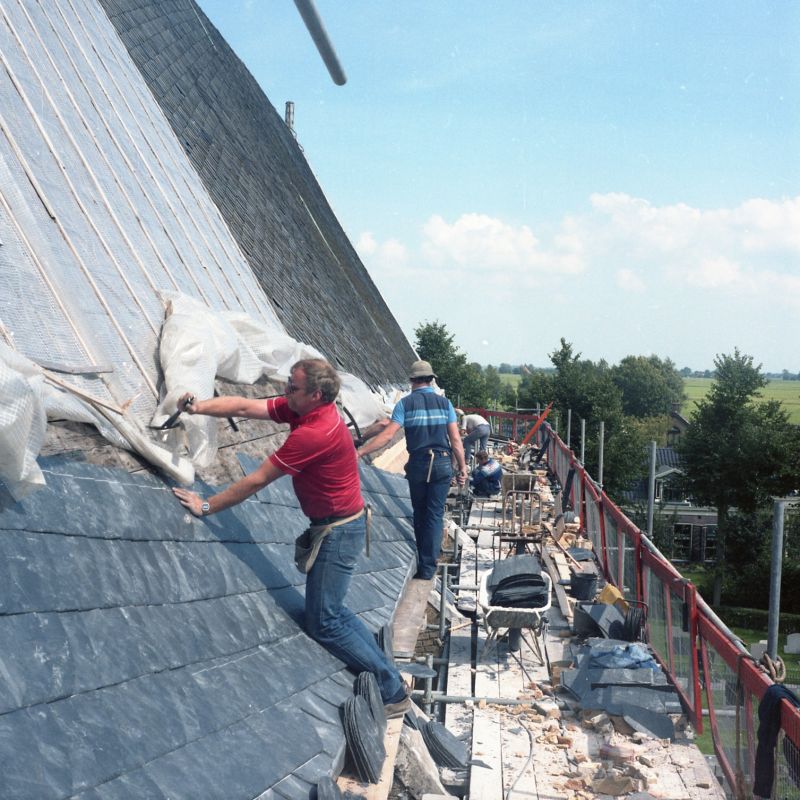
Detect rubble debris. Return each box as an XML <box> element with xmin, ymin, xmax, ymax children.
<box><xmin>394</xmin><ymin>725</ymin><xmax>453</xmax><ymax>798</ymax></box>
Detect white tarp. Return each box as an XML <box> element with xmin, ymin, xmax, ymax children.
<box><xmin>0</xmin><ymin>340</ymin><xmax>193</xmax><ymax>499</ymax></box>
<box><xmin>152</xmin><ymin>293</ymin><xmax>396</xmax><ymax>468</ymax></box>
<box><xmin>0</xmin><ymin>293</ymin><xmax>402</xmax><ymax>498</ymax></box>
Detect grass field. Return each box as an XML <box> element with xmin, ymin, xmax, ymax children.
<box><xmin>498</xmin><ymin>373</ymin><xmax>800</xmax><ymax>424</ymax></box>
<box><xmin>682</xmin><ymin>378</ymin><xmax>800</xmax><ymax>424</ymax></box>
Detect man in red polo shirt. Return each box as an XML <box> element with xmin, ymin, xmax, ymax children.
<box><xmin>172</xmin><ymin>358</ymin><xmax>409</xmax><ymax>716</ymax></box>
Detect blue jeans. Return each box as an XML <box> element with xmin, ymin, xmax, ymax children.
<box><xmin>305</xmin><ymin>516</ymin><xmax>406</xmax><ymax>704</ymax></box>
<box><xmin>405</xmin><ymin>452</ymin><xmax>452</xmax><ymax>579</ymax></box>
<box><xmin>463</xmin><ymin>424</ymin><xmax>490</xmax><ymax>462</ymax></box>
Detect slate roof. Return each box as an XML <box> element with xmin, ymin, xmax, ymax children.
<box><xmin>0</xmin><ymin>457</ymin><xmax>415</xmax><ymax>799</ymax></box>
<box><xmin>98</xmin><ymin>0</ymin><xmax>416</xmax><ymax>388</ymax></box>
<box><xmin>656</xmin><ymin>447</ymin><xmax>683</xmax><ymax>469</ymax></box>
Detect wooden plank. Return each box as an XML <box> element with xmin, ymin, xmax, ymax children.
<box><xmin>391</xmin><ymin>576</ymin><xmax>433</xmax><ymax>658</ymax></box>
<box><xmin>541</xmin><ymin>544</ymin><xmax>574</xmax><ymax>623</ymax></box>
<box><xmin>336</xmin><ymin>715</ymin><xmax>404</xmax><ymax>799</ymax></box>
<box><xmin>371</xmin><ymin>438</ymin><xmax>408</xmax><ymax>474</ymax></box>
<box><xmin>445</xmin><ymin>627</ymin><xmax>474</xmax><ymax>741</ymax></box>
<box><xmin>469</xmin><ymin>709</ymin><xmax>504</xmax><ymax>800</ymax></box>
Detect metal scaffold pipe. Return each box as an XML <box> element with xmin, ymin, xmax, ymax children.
<box><xmin>646</xmin><ymin>440</ymin><xmax>657</xmax><ymax>536</ymax></box>
<box><xmin>767</xmin><ymin>499</ymin><xmax>786</xmax><ymax>660</ymax></box>
<box><xmin>293</xmin><ymin>0</ymin><xmax>347</xmax><ymax>85</ymax></box>
<box><xmin>580</xmin><ymin>418</ymin><xmax>586</xmax><ymax>464</ymax></box>
<box><xmin>409</xmin><ymin>691</ymin><xmax>544</xmax><ymax>707</ymax></box>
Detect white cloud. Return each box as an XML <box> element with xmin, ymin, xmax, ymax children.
<box><xmin>356</xmin><ymin>195</ymin><xmax>800</xmax><ymax>368</ymax></box>
<box><xmin>420</xmin><ymin>213</ymin><xmax>584</xmax><ymax>275</ymax></box>
<box><xmin>355</xmin><ymin>232</ymin><xmax>408</xmax><ymax>276</ymax></box>
<box><xmin>582</xmin><ymin>193</ymin><xmax>800</xmax><ymax>308</ymax></box>
<box><xmin>356</xmin><ymin>231</ymin><xmax>377</xmax><ymax>255</ymax></box>
<box><xmin>616</xmin><ymin>268</ymin><xmax>646</xmax><ymax>293</ymax></box>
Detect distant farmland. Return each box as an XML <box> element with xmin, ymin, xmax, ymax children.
<box><xmin>498</xmin><ymin>374</ymin><xmax>800</xmax><ymax>424</ymax></box>
<box><xmin>682</xmin><ymin>378</ymin><xmax>800</xmax><ymax>424</ymax></box>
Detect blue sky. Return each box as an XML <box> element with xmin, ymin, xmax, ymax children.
<box><xmin>197</xmin><ymin>1</ymin><xmax>799</xmax><ymax>372</ymax></box>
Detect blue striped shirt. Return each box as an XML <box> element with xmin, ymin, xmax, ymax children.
<box><xmin>392</xmin><ymin>386</ymin><xmax>457</xmax><ymax>454</ymax></box>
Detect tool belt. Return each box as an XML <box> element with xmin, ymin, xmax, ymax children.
<box><xmin>294</xmin><ymin>505</ymin><xmax>372</xmax><ymax>573</ymax></box>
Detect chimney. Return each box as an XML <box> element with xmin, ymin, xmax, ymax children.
<box><xmin>284</xmin><ymin>101</ymin><xmax>295</xmax><ymax>135</ymax></box>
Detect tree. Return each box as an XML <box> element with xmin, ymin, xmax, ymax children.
<box><xmin>722</xmin><ymin>506</ymin><xmax>800</xmax><ymax>613</ymax></box>
<box><xmin>612</xmin><ymin>355</ymin><xmax>685</xmax><ymax>418</ymax></box>
<box><xmin>483</xmin><ymin>365</ymin><xmax>503</xmax><ymax>407</ymax></box>
<box><xmin>413</xmin><ymin>321</ymin><xmax>486</xmax><ymax>406</ymax></box>
<box><xmin>517</xmin><ymin>339</ymin><xmax>645</xmax><ymax>495</ymax></box>
<box><xmin>678</xmin><ymin>349</ymin><xmax>800</xmax><ymax>604</ymax></box>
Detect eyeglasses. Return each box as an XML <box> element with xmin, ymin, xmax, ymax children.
<box><xmin>284</xmin><ymin>380</ymin><xmax>305</xmax><ymax>395</ymax></box>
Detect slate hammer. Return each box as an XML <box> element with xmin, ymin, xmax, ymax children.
<box><xmin>159</xmin><ymin>395</ymin><xmax>194</xmax><ymax>430</ymax></box>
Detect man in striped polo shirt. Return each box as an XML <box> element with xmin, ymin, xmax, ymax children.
<box><xmin>357</xmin><ymin>361</ymin><xmax>467</xmax><ymax>580</ymax></box>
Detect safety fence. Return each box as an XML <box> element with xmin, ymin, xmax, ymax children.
<box><xmin>473</xmin><ymin>408</ymin><xmax>800</xmax><ymax>799</ymax></box>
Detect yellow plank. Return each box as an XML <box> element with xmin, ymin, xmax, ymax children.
<box><xmin>391</xmin><ymin>576</ymin><xmax>433</xmax><ymax>657</ymax></box>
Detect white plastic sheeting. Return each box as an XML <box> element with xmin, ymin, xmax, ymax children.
<box><xmin>0</xmin><ymin>293</ymin><xmax>400</xmax><ymax>498</ymax></box>
<box><xmin>0</xmin><ymin>340</ymin><xmax>194</xmax><ymax>499</ymax></box>
<box><xmin>153</xmin><ymin>293</ymin><xmax>396</xmax><ymax>469</ymax></box>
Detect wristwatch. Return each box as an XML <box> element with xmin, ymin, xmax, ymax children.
<box><xmin>201</xmin><ymin>501</ymin><xmax>211</xmax><ymax>515</ymax></box>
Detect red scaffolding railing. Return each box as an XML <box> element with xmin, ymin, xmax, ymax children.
<box><xmin>472</xmin><ymin>409</ymin><xmax>800</xmax><ymax>799</ymax></box>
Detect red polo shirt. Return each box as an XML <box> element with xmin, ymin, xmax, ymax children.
<box><xmin>265</xmin><ymin>396</ymin><xmax>363</xmax><ymax>520</ymax></box>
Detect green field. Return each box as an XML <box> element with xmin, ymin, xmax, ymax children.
<box><xmin>497</xmin><ymin>374</ymin><xmax>800</xmax><ymax>423</ymax></box>
<box><xmin>683</xmin><ymin>378</ymin><xmax>800</xmax><ymax>424</ymax></box>
<box><xmin>498</xmin><ymin>373</ymin><xmax>521</xmax><ymax>387</ymax></box>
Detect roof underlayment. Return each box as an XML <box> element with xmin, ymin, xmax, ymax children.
<box><xmin>97</xmin><ymin>0</ymin><xmax>417</xmax><ymax>387</ymax></box>
<box><xmin>0</xmin><ymin>1</ymin><xmax>419</xmax><ymax>796</ymax></box>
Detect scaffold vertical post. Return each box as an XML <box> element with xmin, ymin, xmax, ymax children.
<box><xmin>598</xmin><ymin>420</ymin><xmax>605</xmax><ymax>489</ymax></box>
<box><xmin>580</xmin><ymin>418</ymin><xmax>586</xmax><ymax>464</ymax></box>
<box><xmin>646</xmin><ymin>440</ymin><xmax>657</xmax><ymax>536</ymax></box>
<box><xmin>767</xmin><ymin>499</ymin><xmax>785</xmax><ymax>660</ymax></box>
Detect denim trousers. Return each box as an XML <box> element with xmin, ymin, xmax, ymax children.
<box><xmin>463</xmin><ymin>424</ymin><xmax>490</xmax><ymax>462</ymax></box>
<box><xmin>405</xmin><ymin>452</ymin><xmax>452</xmax><ymax>579</ymax></box>
<box><xmin>305</xmin><ymin>516</ymin><xmax>405</xmax><ymax>704</ymax></box>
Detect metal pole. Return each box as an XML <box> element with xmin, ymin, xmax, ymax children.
<box><xmin>423</xmin><ymin>654</ymin><xmax>434</xmax><ymax>716</ymax></box>
<box><xmin>646</xmin><ymin>440</ymin><xmax>657</xmax><ymax>536</ymax></box>
<box><xmin>508</xmin><ymin>539</ymin><xmax>526</xmax><ymax>652</ymax></box>
<box><xmin>598</xmin><ymin>421</ymin><xmax>605</xmax><ymax>488</ymax></box>
<box><xmin>293</xmin><ymin>0</ymin><xmax>347</xmax><ymax>85</ymax></box>
<box><xmin>439</xmin><ymin>563</ymin><xmax>449</xmax><ymax>640</ymax></box>
<box><xmin>767</xmin><ymin>500</ymin><xmax>786</xmax><ymax>659</ymax></box>
<box><xmin>554</xmin><ymin>413</ymin><xmax>558</xmax><ymax>436</ymax></box>
<box><xmin>566</xmin><ymin>409</ymin><xmax>572</xmax><ymax>448</ymax></box>
<box><xmin>409</xmin><ymin>691</ymin><xmax>543</xmax><ymax>707</ymax></box>
<box><xmin>580</xmin><ymin>418</ymin><xmax>585</xmax><ymax>464</ymax></box>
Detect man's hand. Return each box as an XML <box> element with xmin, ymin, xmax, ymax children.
<box><xmin>455</xmin><ymin>467</ymin><xmax>467</xmax><ymax>486</ymax></box>
<box><xmin>173</xmin><ymin>487</ymin><xmax>205</xmax><ymax>516</ymax></box>
<box><xmin>177</xmin><ymin>393</ymin><xmax>198</xmax><ymax>414</ymax></box>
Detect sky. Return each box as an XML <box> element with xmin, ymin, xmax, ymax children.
<box><xmin>196</xmin><ymin>1</ymin><xmax>799</xmax><ymax>372</ymax></box>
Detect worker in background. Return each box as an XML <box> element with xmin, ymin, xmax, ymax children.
<box><xmin>470</xmin><ymin>450</ymin><xmax>503</xmax><ymax>497</ymax></box>
<box><xmin>172</xmin><ymin>358</ymin><xmax>410</xmax><ymax>718</ymax></box>
<box><xmin>356</xmin><ymin>360</ymin><xmax>467</xmax><ymax>580</ymax></box>
<box><xmin>461</xmin><ymin>410</ymin><xmax>491</xmax><ymax>462</ymax></box>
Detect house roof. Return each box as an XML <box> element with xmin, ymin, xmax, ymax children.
<box><xmin>0</xmin><ymin>457</ymin><xmax>414</xmax><ymax>798</ymax></box>
<box><xmin>98</xmin><ymin>0</ymin><xmax>416</xmax><ymax>387</ymax></box>
<box><xmin>656</xmin><ymin>447</ymin><xmax>683</xmax><ymax>469</ymax></box>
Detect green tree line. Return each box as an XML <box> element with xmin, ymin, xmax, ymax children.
<box><xmin>415</xmin><ymin>321</ymin><xmax>800</xmax><ymax>611</ymax></box>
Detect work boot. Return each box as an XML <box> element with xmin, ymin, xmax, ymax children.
<box><xmin>384</xmin><ymin>686</ymin><xmax>412</xmax><ymax>719</ymax></box>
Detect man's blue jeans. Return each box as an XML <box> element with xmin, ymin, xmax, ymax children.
<box><xmin>305</xmin><ymin>516</ymin><xmax>406</xmax><ymax>704</ymax></box>
<box><xmin>463</xmin><ymin>424</ymin><xmax>490</xmax><ymax>462</ymax></box>
<box><xmin>405</xmin><ymin>452</ymin><xmax>452</xmax><ymax>579</ymax></box>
